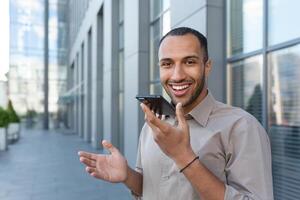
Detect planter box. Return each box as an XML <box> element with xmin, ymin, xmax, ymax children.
<box><xmin>0</xmin><ymin>128</ymin><xmax>7</xmax><ymax>151</ymax></box>
<box><xmin>7</xmin><ymin>123</ymin><xmax>20</xmax><ymax>143</ymax></box>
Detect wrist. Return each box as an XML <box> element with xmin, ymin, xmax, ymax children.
<box><xmin>173</xmin><ymin>148</ymin><xmax>197</xmax><ymax>170</ymax></box>
<box><xmin>122</xmin><ymin>164</ymin><xmax>130</xmax><ymax>184</ymax></box>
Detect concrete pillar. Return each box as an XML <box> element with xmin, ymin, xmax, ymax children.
<box><xmin>91</xmin><ymin>9</ymin><xmax>104</xmax><ymax>149</ymax></box>
<box><xmin>102</xmin><ymin>0</ymin><xmax>119</xmax><ymax>143</ymax></box>
<box><xmin>74</xmin><ymin>55</ymin><xmax>78</xmax><ymax>134</ymax></box>
<box><xmin>83</xmin><ymin>30</ymin><xmax>92</xmax><ymax>142</ymax></box>
<box><xmin>123</xmin><ymin>0</ymin><xmax>150</xmax><ymax>167</ymax></box>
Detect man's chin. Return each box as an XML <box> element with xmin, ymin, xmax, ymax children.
<box><xmin>170</xmin><ymin>96</ymin><xmax>189</xmax><ymax>107</ymax></box>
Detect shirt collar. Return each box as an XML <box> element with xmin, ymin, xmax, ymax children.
<box><xmin>188</xmin><ymin>91</ymin><xmax>216</xmax><ymax>127</ymax></box>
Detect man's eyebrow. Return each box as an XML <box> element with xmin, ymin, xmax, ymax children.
<box><xmin>182</xmin><ymin>55</ymin><xmax>200</xmax><ymax>60</ymax></box>
<box><xmin>159</xmin><ymin>58</ymin><xmax>172</xmax><ymax>63</ymax></box>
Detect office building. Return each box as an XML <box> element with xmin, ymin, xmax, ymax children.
<box><xmin>64</xmin><ymin>0</ymin><xmax>300</xmax><ymax>199</ymax></box>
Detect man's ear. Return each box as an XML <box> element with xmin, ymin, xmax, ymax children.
<box><xmin>204</xmin><ymin>59</ymin><xmax>212</xmax><ymax>78</ymax></box>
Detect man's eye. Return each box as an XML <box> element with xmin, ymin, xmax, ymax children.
<box><xmin>186</xmin><ymin>60</ymin><xmax>196</xmax><ymax>65</ymax></box>
<box><xmin>161</xmin><ymin>62</ymin><xmax>171</xmax><ymax>67</ymax></box>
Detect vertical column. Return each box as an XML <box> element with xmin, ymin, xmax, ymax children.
<box><xmin>83</xmin><ymin>30</ymin><xmax>92</xmax><ymax>142</ymax></box>
<box><xmin>44</xmin><ymin>0</ymin><xmax>49</xmax><ymax>130</ymax></box>
<box><xmin>123</xmin><ymin>0</ymin><xmax>150</xmax><ymax>166</ymax></box>
<box><xmin>91</xmin><ymin>9</ymin><xmax>104</xmax><ymax>149</ymax></box>
<box><xmin>79</xmin><ymin>44</ymin><xmax>84</xmax><ymax>138</ymax></box>
<box><xmin>103</xmin><ymin>0</ymin><xmax>118</xmax><ymax>143</ymax></box>
<box><xmin>74</xmin><ymin>57</ymin><xmax>78</xmax><ymax>134</ymax></box>
<box><xmin>206</xmin><ymin>0</ymin><xmax>225</xmax><ymax>102</ymax></box>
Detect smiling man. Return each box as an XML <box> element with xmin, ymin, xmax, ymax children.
<box><xmin>78</xmin><ymin>27</ymin><xmax>274</xmax><ymax>200</ymax></box>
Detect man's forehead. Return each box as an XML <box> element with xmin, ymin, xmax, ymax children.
<box><xmin>158</xmin><ymin>34</ymin><xmax>202</xmax><ymax>59</ymax></box>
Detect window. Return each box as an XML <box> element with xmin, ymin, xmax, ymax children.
<box><xmin>268</xmin><ymin>0</ymin><xmax>300</xmax><ymax>45</ymax></box>
<box><xmin>149</xmin><ymin>0</ymin><xmax>170</xmax><ymax>95</ymax></box>
<box><xmin>227</xmin><ymin>0</ymin><xmax>263</xmax><ymax>56</ymax></box>
<box><xmin>227</xmin><ymin>0</ymin><xmax>300</xmax><ymax>199</ymax></box>
<box><xmin>229</xmin><ymin>56</ymin><xmax>263</xmax><ymax>123</ymax></box>
<box><xmin>269</xmin><ymin>44</ymin><xmax>300</xmax><ymax>199</ymax></box>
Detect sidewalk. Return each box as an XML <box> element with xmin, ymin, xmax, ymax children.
<box><xmin>0</xmin><ymin>129</ymin><xmax>132</xmax><ymax>200</ymax></box>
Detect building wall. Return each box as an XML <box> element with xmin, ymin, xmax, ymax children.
<box><xmin>66</xmin><ymin>0</ymin><xmax>224</xmax><ymax>167</ymax></box>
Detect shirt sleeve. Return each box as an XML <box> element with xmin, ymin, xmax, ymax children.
<box><xmin>130</xmin><ymin>125</ymin><xmax>145</xmax><ymax>200</ymax></box>
<box><xmin>224</xmin><ymin>116</ymin><xmax>274</xmax><ymax>200</ymax></box>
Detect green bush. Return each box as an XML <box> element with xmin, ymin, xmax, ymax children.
<box><xmin>7</xmin><ymin>100</ymin><xmax>20</xmax><ymax>123</ymax></box>
<box><xmin>0</xmin><ymin>106</ymin><xmax>9</xmax><ymax>128</ymax></box>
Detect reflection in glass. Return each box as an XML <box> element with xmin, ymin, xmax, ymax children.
<box><xmin>269</xmin><ymin>44</ymin><xmax>300</xmax><ymax>199</ymax></box>
<box><xmin>268</xmin><ymin>0</ymin><xmax>300</xmax><ymax>45</ymax></box>
<box><xmin>9</xmin><ymin>0</ymin><xmax>45</xmax><ymax>118</ymax></box>
<box><xmin>227</xmin><ymin>0</ymin><xmax>263</xmax><ymax>56</ymax></box>
<box><xmin>229</xmin><ymin>55</ymin><xmax>263</xmax><ymax>123</ymax></box>
<box><xmin>9</xmin><ymin>0</ymin><xmax>68</xmax><ymax>129</ymax></box>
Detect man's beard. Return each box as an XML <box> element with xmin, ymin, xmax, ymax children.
<box><xmin>164</xmin><ymin>72</ymin><xmax>206</xmax><ymax>107</ymax></box>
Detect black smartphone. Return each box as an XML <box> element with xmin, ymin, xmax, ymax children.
<box><xmin>136</xmin><ymin>95</ymin><xmax>175</xmax><ymax>116</ymax></box>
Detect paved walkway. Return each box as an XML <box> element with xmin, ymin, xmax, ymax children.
<box><xmin>0</xmin><ymin>129</ymin><xmax>132</xmax><ymax>200</ymax></box>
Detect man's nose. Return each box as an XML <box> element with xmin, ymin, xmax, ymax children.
<box><xmin>171</xmin><ymin>64</ymin><xmax>186</xmax><ymax>81</ymax></box>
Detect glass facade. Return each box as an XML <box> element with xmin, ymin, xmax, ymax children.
<box><xmin>227</xmin><ymin>0</ymin><xmax>263</xmax><ymax>56</ymax></box>
<box><xmin>9</xmin><ymin>0</ymin><xmax>45</xmax><ymax>117</ymax></box>
<box><xmin>227</xmin><ymin>0</ymin><xmax>300</xmax><ymax>199</ymax></box>
<box><xmin>9</xmin><ymin>0</ymin><xmax>67</xmax><ymax>128</ymax></box>
<box><xmin>269</xmin><ymin>44</ymin><xmax>300</xmax><ymax>199</ymax></box>
<box><xmin>229</xmin><ymin>55</ymin><xmax>263</xmax><ymax>123</ymax></box>
<box><xmin>149</xmin><ymin>0</ymin><xmax>170</xmax><ymax>95</ymax></box>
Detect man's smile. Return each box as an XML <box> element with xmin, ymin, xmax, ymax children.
<box><xmin>168</xmin><ymin>82</ymin><xmax>193</xmax><ymax>97</ymax></box>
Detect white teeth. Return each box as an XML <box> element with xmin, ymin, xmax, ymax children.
<box><xmin>172</xmin><ymin>85</ymin><xmax>189</xmax><ymax>91</ymax></box>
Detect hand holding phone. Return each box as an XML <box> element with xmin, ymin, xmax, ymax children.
<box><xmin>136</xmin><ymin>95</ymin><xmax>175</xmax><ymax>116</ymax></box>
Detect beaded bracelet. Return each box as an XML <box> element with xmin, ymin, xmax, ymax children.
<box><xmin>179</xmin><ymin>156</ymin><xmax>199</xmax><ymax>173</ymax></box>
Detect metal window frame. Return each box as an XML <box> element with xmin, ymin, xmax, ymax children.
<box><xmin>226</xmin><ymin>0</ymin><xmax>300</xmax><ymax>130</ymax></box>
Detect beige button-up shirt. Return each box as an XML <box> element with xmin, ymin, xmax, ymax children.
<box><xmin>135</xmin><ymin>92</ymin><xmax>273</xmax><ymax>200</ymax></box>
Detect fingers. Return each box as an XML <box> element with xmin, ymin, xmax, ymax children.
<box><xmin>141</xmin><ymin>103</ymin><xmax>169</xmax><ymax>133</ymax></box>
<box><xmin>102</xmin><ymin>140</ymin><xmax>118</xmax><ymax>154</ymax></box>
<box><xmin>78</xmin><ymin>151</ymin><xmax>98</xmax><ymax>161</ymax></box>
<box><xmin>79</xmin><ymin>156</ymin><xmax>96</xmax><ymax>168</ymax></box>
<box><xmin>86</xmin><ymin>166</ymin><xmax>108</xmax><ymax>180</ymax></box>
<box><xmin>176</xmin><ymin>103</ymin><xmax>188</xmax><ymax>130</ymax></box>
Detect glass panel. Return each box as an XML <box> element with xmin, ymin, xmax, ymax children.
<box><xmin>227</xmin><ymin>0</ymin><xmax>263</xmax><ymax>56</ymax></box>
<box><xmin>119</xmin><ymin>51</ymin><xmax>124</xmax><ymax>91</ymax></box>
<box><xmin>268</xmin><ymin>0</ymin><xmax>300</xmax><ymax>45</ymax></box>
<box><xmin>119</xmin><ymin>23</ymin><xmax>124</xmax><ymax>50</ymax></box>
<box><xmin>230</xmin><ymin>55</ymin><xmax>263</xmax><ymax>123</ymax></box>
<box><xmin>162</xmin><ymin>10</ymin><xmax>171</xmax><ymax>36</ymax></box>
<box><xmin>269</xmin><ymin>44</ymin><xmax>300</xmax><ymax>199</ymax></box>
<box><xmin>150</xmin><ymin>20</ymin><xmax>160</xmax><ymax>83</ymax></box>
<box><xmin>119</xmin><ymin>0</ymin><xmax>124</xmax><ymax>23</ymax></box>
<box><xmin>151</xmin><ymin>0</ymin><xmax>161</xmax><ymax>20</ymax></box>
<box><xmin>163</xmin><ymin>0</ymin><xmax>170</xmax><ymax>11</ymax></box>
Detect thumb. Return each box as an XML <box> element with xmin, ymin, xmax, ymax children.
<box><xmin>176</xmin><ymin>103</ymin><xmax>188</xmax><ymax>130</ymax></box>
<box><xmin>102</xmin><ymin>140</ymin><xmax>118</xmax><ymax>154</ymax></box>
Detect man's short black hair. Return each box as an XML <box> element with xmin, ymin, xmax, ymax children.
<box><xmin>159</xmin><ymin>27</ymin><xmax>209</xmax><ymax>63</ymax></box>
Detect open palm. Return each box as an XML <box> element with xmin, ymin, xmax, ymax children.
<box><xmin>79</xmin><ymin>140</ymin><xmax>128</xmax><ymax>183</ymax></box>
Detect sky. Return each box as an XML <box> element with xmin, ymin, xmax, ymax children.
<box><xmin>0</xmin><ymin>0</ymin><xmax>9</xmax><ymax>81</ymax></box>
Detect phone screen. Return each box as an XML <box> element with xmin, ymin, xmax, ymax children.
<box><xmin>136</xmin><ymin>95</ymin><xmax>175</xmax><ymax>116</ymax></box>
